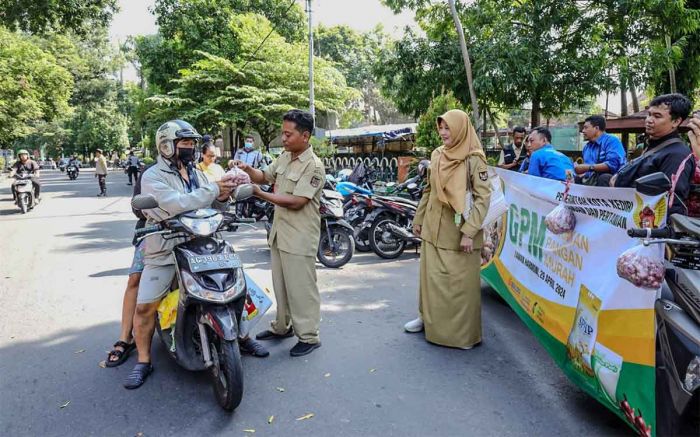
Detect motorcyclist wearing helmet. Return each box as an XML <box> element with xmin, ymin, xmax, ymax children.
<box><xmin>10</xmin><ymin>149</ymin><xmax>41</xmax><ymax>200</ymax></box>
<box><xmin>125</xmin><ymin>120</ymin><xmax>239</xmax><ymax>389</ymax></box>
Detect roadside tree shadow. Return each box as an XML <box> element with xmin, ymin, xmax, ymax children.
<box><xmin>59</xmin><ymin>219</ymin><xmax>136</xmax><ymax>252</ymax></box>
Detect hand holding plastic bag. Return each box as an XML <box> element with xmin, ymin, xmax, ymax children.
<box><xmin>226</xmin><ymin>167</ymin><xmax>251</xmax><ymax>188</ymax></box>
<box><xmin>545</xmin><ymin>203</ymin><xmax>577</xmax><ymax>234</ymax></box>
<box><xmin>616</xmin><ymin>243</ymin><xmax>665</xmax><ymax>289</ymax></box>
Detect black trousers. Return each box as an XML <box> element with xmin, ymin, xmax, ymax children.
<box><xmin>97</xmin><ymin>174</ymin><xmax>106</xmax><ymax>193</ymax></box>
<box><xmin>127</xmin><ymin>167</ymin><xmax>139</xmax><ymax>184</ymax></box>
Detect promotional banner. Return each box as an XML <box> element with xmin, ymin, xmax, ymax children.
<box><xmin>480</xmin><ymin>169</ymin><xmax>667</xmax><ymax>436</ymax></box>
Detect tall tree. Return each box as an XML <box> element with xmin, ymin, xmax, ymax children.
<box><xmin>149</xmin><ymin>13</ymin><xmax>356</xmax><ymax>147</ymax></box>
<box><xmin>382</xmin><ymin>0</ymin><xmax>608</xmax><ymax>127</ymax></box>
<box><xmin>0</xmin><ymin>27</ymin><xmax>73</xmax><ymax>146</ymax></box>
<box><xmin>314</xmin><ymin>24</ymin><xmax>409</xmax><ymax>125</ymax></box>
<box><xmin>0</xmin><ymin>0</ymin><xmax>117</xmax><ymax>35</ymax></box>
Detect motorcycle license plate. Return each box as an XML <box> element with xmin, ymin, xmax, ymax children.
<box><xmin>187</xmin><ymin>254</ymin><xmax>240</xmax><ymax>272</ymax></box>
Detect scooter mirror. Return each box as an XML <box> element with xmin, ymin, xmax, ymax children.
<box><xmin>386</xmin><ymin>182</ymin><xmax>396</xmax><ymax>188</ymax></box>
<box><xmin>634</xmin><ymin>172</ymin><xmax>671</xmax><ymax>196</ymax></box>
<box><xmin>407</xmin><ymin>183</ymin><xmax>418</xmax><ymax>190</ymax></box>
<box><xmin>234</xmin><ymin>184</ymin><xmax>255</xmax><ymax>201</ymax></box>
<box><xmin>132</xmin><ymin>194</ymin><xmax>159</xmax><ymax>210</ymax></box>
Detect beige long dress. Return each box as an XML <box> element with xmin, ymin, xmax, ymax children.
<box><xmin>413</xmin><ymin>149</ymin><xmax>491</xmax><ymax>348</ymax></box>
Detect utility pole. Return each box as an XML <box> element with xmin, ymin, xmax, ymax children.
<box><xmin>306</xmin><ymin>0</ymin><xmax>316</xmax><ymax>119</ymax></box>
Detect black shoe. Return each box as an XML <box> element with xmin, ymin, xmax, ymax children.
<box><xmin>127</xmin><ymin>183</ymin><xmax>133</xmax><ymax>186</ymax></box>
<box><xmin>123</xmin><ymin>362</ymin><xmax>153</xmax><ymax>389</ymax></box>
<box><xmin>256</xmin><ymin>328</ymin><xmax>294</xmax><ymax>341</ymax></box>
<box><xmin>239</xmin><ymin>338</ymin><xmax>270</xmax><ymax>357</ymax></box>
<box><xmin>290</xmin><ymin>341</ymin><xmax>321</xmax><ymax>357</ymax></box>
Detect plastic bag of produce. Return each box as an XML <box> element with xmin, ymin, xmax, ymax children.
<box><xmin>226</xmin><ymin>166</ymin><xmax>252</xmax><ymax>188</ymax></box>
<box><xmin>545</xmin><ymin>202</ymin><xmax>576</xmax><ymax>234</ymax></box>
<box><xmin>616</xmin><ymin>243</ymin><xmax>665</xmax><ymax>289</ymax></box>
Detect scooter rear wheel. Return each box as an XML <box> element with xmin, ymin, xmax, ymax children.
<box><xmin>209</xmin><ymin>336</ymin><xmax>243</xmax><ymax>411</ymax></box>
<box><xmin>369</xmin><ymin>217</ymin><xmax>406</xmax><ymax>259</ymax></box>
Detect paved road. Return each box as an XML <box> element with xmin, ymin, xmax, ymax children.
<box><xmin>0</xmin><ymin>170</ymin><xmax>628</xmax><ymax>436</ymax></box>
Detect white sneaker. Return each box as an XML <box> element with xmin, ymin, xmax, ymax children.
<box><xmin>404</xmin><ymin>317</ymin><xmax>424</xmax><ymax>333</ymax></box>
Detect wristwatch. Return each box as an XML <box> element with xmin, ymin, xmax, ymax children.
<box><xmin>589</xmin><ymin>165</ymin><xmax>595</xmax><ymax>172</ymax></box>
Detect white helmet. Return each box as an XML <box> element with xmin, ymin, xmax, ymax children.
<box><xmin>155</xmin><ymin>120</ymin><xmax>202</xmax><ymax>159</ymax></box>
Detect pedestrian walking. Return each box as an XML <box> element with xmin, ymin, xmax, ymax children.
<box><xmin>95</xmin><ymin>148</ymin><xmax>108</xmax><ymax>197</ymax></box>
<box><xmin>236</xmin><ymin>110</ymin><xmax>325</xmax><ymax>357</ymax></box>
<box><xmin>126</xmin><ymin>151</ymin><xmax>140</xmax><ymax>186</ymax></box>
<box><xmin>405</xmin><ymin>109</ymin><xmax>491</xmax><ymax>350</ymax></box>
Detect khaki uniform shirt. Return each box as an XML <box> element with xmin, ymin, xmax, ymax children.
<box><xmin>414</xmin><ymin>148</ymin><xmax>491</xmax><ymax>251</ymax></box>
<box><xmin>264</xmin><ymin>147</ymin><xmax>325</xmax><ymax>257</ymax></box>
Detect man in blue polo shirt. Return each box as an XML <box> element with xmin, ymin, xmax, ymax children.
<box><xmin>575</xmin><ymin>115</ymin><xmax>626</xmax><ymax>186</ymax></box>
<box><xmin>526</xmin><ymin>126</ymin><xmax>574</xmax><ymax>181</ymax></box>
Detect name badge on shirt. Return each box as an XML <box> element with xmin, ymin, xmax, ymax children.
<box><xmin>454</xmin><ymin>212</ymin><xmax>461</xmax><ymax>226</ymax></box>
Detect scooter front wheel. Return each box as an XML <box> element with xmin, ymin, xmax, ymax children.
<box><xmin>317</xmin><ymin>227</ymin><xmax>355</xmax><ymax>268</ymax></box>
<box><xmin>19</xmin><ymin>194</ymin><xmax>29</xmax><ymax>214</ymax></box>
<box><xmin>209</xmin><ymin>336</ymin><xmax>243</xmax><ymax>411</ymax></box>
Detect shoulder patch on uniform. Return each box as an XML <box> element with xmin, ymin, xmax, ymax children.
<box><xmin>479</xmin><ymin>171</ymin><xmax>488</xmax><ymax>181</ymax></box>
<box><xmin>311</xmin><ymin>175</ymin><xmax>321</xmax><ymax>187</ymax></box>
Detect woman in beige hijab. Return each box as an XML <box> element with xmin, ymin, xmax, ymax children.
<box><xmin>405</xmin><ymin>109</ymin><xmax>491</xmax><ymax>349</ymax></box>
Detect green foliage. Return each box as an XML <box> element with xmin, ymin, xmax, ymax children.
<box><xmin>416</xmin><ymin>92</ymin><xmax>465</xmax><ymax>154</ymax></box>
<box><xmin>0</xmin><ymin>27</ymin><xmax>73</xmax><ymax>146</ymax></box>
<box><xmin>0</xmin><ymin>0</ymin><xmax>117</xmax><ymax>35</ymax></box>
<box><xmin>67</xmin><ymin>104</ymin><xmax>129</xmax><ymax>155</ymax></box>
<box><xmin>142</xmin><ymin>156</ymin><xmax>155</xmax><ymax>166</ymax></box>
<box><xmin>316</xmin><ymin>24</ymin><xmax>409</xmax><ymax>124</ymax></box>
<box><xmin>140</xmin><ymin>0</ymin><xmax>306</xmax><ymax>92</ymax></box>
<box><xmin>149</xmin><ymin>13</ymin><xmax>357</xmax><ymax>146</ymax></box>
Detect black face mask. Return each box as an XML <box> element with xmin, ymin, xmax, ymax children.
<box><xmin>176</xmin><ymin>147</ymin><xmax>195</xmax><ymax>166</ymax></box>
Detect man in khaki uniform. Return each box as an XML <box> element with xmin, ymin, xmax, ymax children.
<box><xmin>235</xmin><ymin>109</ymin><xmax>325</xmax><ymax>357</ymax></box>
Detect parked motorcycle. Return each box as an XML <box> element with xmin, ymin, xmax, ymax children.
<box><xmin>66</xmin><ymin>164</ymin><xmax>79</xmax><ymax>180</ymax></box>
<box><xmin>629</xmin><ymin>173</ymin><xmax>700</xmax><ymax>435</ymax></box>
<box><xmin>236</xmin><ymin>185</ymin><xmax>272</xmax><ymax>222</ymax></box>
<box><xmin>12</xmin><ymin>172</ymin><xmax>36</xmax><ymax>214</ymax></box>
<box><xmin>364</xmin><ymin>196</ymin><xmax>420</xmax><ymax>259</ymax></box>
<box><xmin>264</xmin><ymin>188</ymin><xmax>355</xmax><ymax>268</ymax></box>
<box><xmin>317</xmin><ymin>189</ymin><xmax>355</xmax><ymax>268</ymax></box>
<box><xmin>131</xmin><ymin>185</ymin><xmax>256</xmax><ymax>411</ymax></box>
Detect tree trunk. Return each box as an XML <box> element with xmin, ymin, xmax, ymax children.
<box><xmin>487</xmin><ymin>107</ymin><xmax>502</xmax><ymax>148</ymax></box>
<box><xmin>620</xmin><ymin>73</ymin><xmax>629</xmax><ymax>150</ymax></box>
<box><xmin>666</xmin><ymin>34</ymin><xmax>677</xmax><ymax>93</ymax></box>
<box><xmin>531</xmin><ymin>96</ymin><xmax>541</xmax><ymax>127</ymax></box>
<box><xmin>630</xmin><ymin>80</ymin><xmax>640</xmax><ymax>113</ymax></box>
<box><xmin>447</xmin><ymin>0</ymin><xmax>480</xmax><ymax>130</ymax></box>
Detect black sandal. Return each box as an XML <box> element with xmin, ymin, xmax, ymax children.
<box><xmin>123</xmin><ymin>362</ymin><xmax>154</xmax><ymax>390</ymax></box>
<box><xmin>105</xmin><ymin>341</ymin><xmax>136</xmax><ymax>368</ymax></box>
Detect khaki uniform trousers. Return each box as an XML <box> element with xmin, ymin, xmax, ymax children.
<box><xmin>269</xmin><ymin>243</ymin><xmax>320</xmax><ymax>344</ymax></box>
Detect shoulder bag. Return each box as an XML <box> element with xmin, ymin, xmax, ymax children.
<box><xmin>463</xmin><ymin>161</ymin><xmax>508</xmax><ymax>229</ymax></box>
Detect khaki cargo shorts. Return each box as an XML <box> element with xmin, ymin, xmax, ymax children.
<box><xmin>137</xmin><ymin>264</ymin><xmax>176</xmax><ymax>304</ymax></box>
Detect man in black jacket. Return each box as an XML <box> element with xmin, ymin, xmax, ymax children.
<box><xmin>498</xmin><ymin>126</ymin><xmax>527</xmax><ymax>171</ymax></box>
<box><xmin>612</xmin><ymin>93</ymin><xmax>695</xmax><ymax>216</ymax></box>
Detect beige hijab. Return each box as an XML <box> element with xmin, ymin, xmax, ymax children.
<box><xmin>434</xmin><ymin>109</ymin><xmax>485</xmax><ymax>213</ymax></box>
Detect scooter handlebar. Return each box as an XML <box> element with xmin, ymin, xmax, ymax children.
<box><xmin>135</xmin><ymin>224</ymin><xmax>163</xmax><ymax>238</ymax></box>
<box><xmin>627</xmin><ymin>227</ymin><xmax>673</xmax><ymax>239</ymax></box>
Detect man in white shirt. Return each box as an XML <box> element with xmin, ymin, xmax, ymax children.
<box><xmin>126</xmin><ymin>151</ymin><xmax>140</xmax><ymax>185</ymax></box>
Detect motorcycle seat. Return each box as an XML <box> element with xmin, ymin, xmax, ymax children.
<box><xmin>377</xmin><ymin>196</ymin><xmax>418</xmax><ymax>208</ymax></box>
<box><xmin>671</xmin><ymin>214</ymin><xmax>700</xmax><ymax>236</ymax></box>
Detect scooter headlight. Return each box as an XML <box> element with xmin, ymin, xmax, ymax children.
<box><xmin>181</xmin><ymin>269</ymin><xmax>245</xmax><ymax>303</ymax></box>
<box><xmin>684</xmin><ymin>356</ymin><xmax>700</xmax><ymax>392</ymax></box>
<box><xmin>180</xmin><ymin>214</ymin><xmax>223</xmax><ymax>236</ymax></box>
